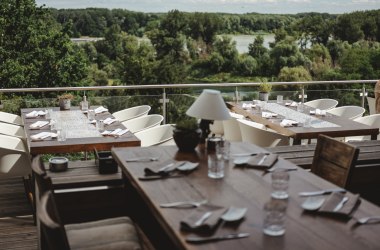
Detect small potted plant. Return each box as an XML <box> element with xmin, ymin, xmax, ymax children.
<box><xmin>58</xmin><ymin>93</ymin><xmax>74</xmax><ymax>110</ymax></box>
<box><xmin>258</xmin><ymin>79</ymin><xmax>272</xmax><ymax>101</ymax></box>
<box><xmin>173</xmin><ymin>117</ymin><xmax>202</xmax><ymax>152</ymax></box>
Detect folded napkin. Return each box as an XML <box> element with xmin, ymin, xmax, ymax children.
<box><xmin>262</xmin><ymin>112</ymin><xmax>277</xmax><ymax>118</ymax></box>
<box><xmin>30</xmin><ymin>132</ymin><xmax>57</xmax><ymax>141</ymax></box>
<box><xmin>29</xmin><ymin>121</ymin><xmax>49</xmax><ymax>129</ymax></box>
<box><xmin>310</xmin><ymin>109</ymin><xmax>326</xmax><ymax>116</ymax></box>
<box><xmin>101</xmin><ymin>128</ymin><xmax>129</xmax><ymax>136</ymax></box>
<box><xmin>26</xmin><ymin>110</ymin><xmax>46</xmax><ymax>118</ymax></box>
<box><xmin>285</xmin><ymin>101</ymin><xmax>298</xmax><ymax>107</ymax></box>
<box><xmin>180</xmin><ymin>204</ymin><xmax>227</xmax><ymax>233</ymax></box>
<box><xmin>246</xmin><ymin>153</ymin><xmax>278</xmax><ymax>169</ymax></box>
<box><xmin>94</xmin><ymin>106</ymin><xmax>108</xmax><ymax>114</ymax></box>
<box><xmin>144</xmin><ymin>160</ymin><xmax>186</xmax><ymax>176</ymax></box>
<box><xmin>318</xmin><ymin>192</ymin><xmax>360</xmax><ymax>218</ymax></box>
<box><xmin>242</xmin><ymin>103</ymin><xmax>255</xmax><ymax>109</ymax></box>
<box><xmin>280</xmin><ymin>119</ymin><xmax>298</xmax><ymax>127</ymax></box>
<box><xmin>103</xmin><ymin>117</ymin><xmax>117</xmax><ymax>125</ymax></box>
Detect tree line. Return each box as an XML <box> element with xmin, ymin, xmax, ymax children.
<box><xmin>1</xmin><ymin>0</ymin><xmax>380</xmax><ymax>101</ymax></box>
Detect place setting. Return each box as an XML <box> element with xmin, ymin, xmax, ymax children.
<box><xmin>25</xmin><ymin>110</ymin><xmax>46</xmax><ymax>118</ymax></box>
<box><xmin>29</xmin><ymin>120</ymin><xmax>50</xmax><ymax>129</ymax></box>
<box><xmin>138</xmin><ymin>160</ymin><xmax>199</xmax><ymax>181</ymax></box>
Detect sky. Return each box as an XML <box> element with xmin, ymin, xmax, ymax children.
<box><xmin>35</xmin><ymin>0</ymin><xmax>380</xmax><ymax>14</ymax></box>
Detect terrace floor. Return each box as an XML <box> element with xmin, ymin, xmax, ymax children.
<box><xmin>0</xmin><ymin>178</ymin><xmax>37</xmax><ymax>250</ymax></box>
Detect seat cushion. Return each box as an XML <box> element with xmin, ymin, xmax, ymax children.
<box><xmin>65</xmin><ymin>216</ymin><xmax>141</xmax><ymax>250</ymax></box>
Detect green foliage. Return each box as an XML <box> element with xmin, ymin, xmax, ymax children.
<box><xmin>174</xmin><ymin>117</ymin><xmax>199</xmax><ymax>131</ymax></box>
<box><xmin>258</xmin><ymin>79</ymin><xmax>272</xmax><ymax>92</ymax></box>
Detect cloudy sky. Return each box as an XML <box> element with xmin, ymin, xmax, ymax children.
<box><xmin>36</xmin><ymin>0</ymin><xmax>380</xmax><ymax>14</ymax></box>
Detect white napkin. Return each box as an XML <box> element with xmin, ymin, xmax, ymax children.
<box><xmin>30</xmin><ymin>132</ymin><xmax>57</xmax><ymax>141</ymax></box>
<box><xmin>285</xmin><ymin>101</ymin><xmax>298</xmax><ymax>107</ymax></box>
<box><xmin>101</xmin><ymin>128</ymin><xmax>129</xmax><ymax>136</ymax></box>
<box><xmin>262</xmin><ymin>111</ymin><xmax>277</xmax><ymax>118</ymax></box>
<box><xmin>94</xmin><ymin>106</ymin><xmax>108</xmax><ymax>114</ymax></box>
<box><xmin>242</xmin><ymin>103</ymin><xmax>255</xmax><ymax>109</ymax></box>
<box><xmin>103</xmin><ymin>117</ymin><xmax>117</xmax><ymax>125</ymax></box>
<box><xmin>280</xmin><ymin>119</ymin><xmax>298</xmax><ymax>127</ymax></box>
<box><xmin>29</xmin><ymin>121</ymin><xmax>49</xmax><ymax>129</ymax></box>
<box><xmin>310</xmin><ymin>109</ymin><xmax>326</xmax><ymax>116</ymax></box>
<box><xmin>26</xmin><ymin>110</ymin><xmax>46</xmax><ymax>118</ymax></box>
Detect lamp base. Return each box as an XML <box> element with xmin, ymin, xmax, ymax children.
<box><xmin>199</xmin><ymin>119</ymin><xmax>212</xmax><ymax>144</ymax></box>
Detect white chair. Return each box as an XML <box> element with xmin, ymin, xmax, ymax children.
<box><xmin>135</xmin><ymin>124</ymin><xmax>175</xmax><ymax>147</ymax></box>
<box><xmin>345</xmin><ymin>114</ymin><xmax>380</xmax><ymax>141</ymax></box>
<box><xmin>237</xmin><ymin>119</ymin><xmax>290</xmax><ymax>147</ymax></box>
<box><xmin>0</xmin><ymin>134</ymin><xmax>31</xmax><ymax>179</ymax></box>
<box><xmin>327</xmin><ymin>106</ymin><xmax>366</xmax><ymax>120</ymax></box>
<box><xmin>367</xmin><ymin>97</ymin><xmax>376</xmax><ymax>115</ymax></box>
<box><xmin>209</xmin><ymin>120</ymin><xmax>224</xmax><ymax>136</ymax></box>
<box><xmin>0</xmin><ymin>111</ymin><xmax>23</xmax><ymax>126</ymax></box>
<box><xmin>0</xmin><ymin>122</ymin><xmax>26</xmax><ymax>139</ymax></box>
<box><xmin>112</xmin><ymin>105</ymin><xmax>151</xmax><ymax>122</ymax></box>
<box><xmin>304</xmin><ymin>99</ymin><xmax>338</xmax><ymax>110</ymax></box>
<box><xmin>222</xmin><ymin>112</ymin><xmax>244</xmax><ymax>142</ymax></box>
<box><xmin>122</xmin><ymin>114</ymin><xmax>163</xmax><ymax>133</ymax></box>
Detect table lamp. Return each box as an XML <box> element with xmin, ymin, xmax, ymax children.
<box><xmin>186</xmin><ymin>89</ymin><xmax>231</xmax><ymax>143</ymax></box>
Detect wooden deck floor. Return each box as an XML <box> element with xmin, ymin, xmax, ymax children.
<box><xmin>0</xmin><ymin>178</ymin><xmax>37</xmax><ymax>250</ymax></box>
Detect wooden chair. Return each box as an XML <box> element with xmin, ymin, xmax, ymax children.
<box><xmin>311</xmin><ymin>135</ymin><xmax>360</xmax><ymax>188</ymax></box>
<box><xmin>32</xmin><ymin>156</ymin><xmax>154</xmax><ymax>250</ymax></box>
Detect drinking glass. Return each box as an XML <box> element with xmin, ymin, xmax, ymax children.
<box><xmin>263</xmin><ymin>199</ymin><xmax>287</xmax><ymax>236</ymax></box>
<box><xmin>276</xmin><ymin>95</ymin><xmax>283</xmax><ymax>104</ymax></box>
<box><xmin>208</xmin><ymin>152</ymin><xmax>224</xmax><ymax>179</ymax></box>
<box><xmin>88</xmin><ymin>110</ymin><xmax>95</xmax><ymax>121</ymax></box>
<box><xmin>271</xmin><ymin>168</ymin><xmax>289</xmax><ymax>199</ymax></box>
<box><xmin>57</xmin><ymin>128</ymin><xmax>66</xmax><ymax>142</ymax></box>
<box><xmin>96</xmin><ymin>120</ymin><xmax>104</xmax><ymax>131</ymax></box>
<box><xmin>297</xmin><ymin>103</ymin><xmax>304</xmax><ymax>112</ymax></box>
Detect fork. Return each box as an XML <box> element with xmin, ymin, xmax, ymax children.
<box><xmin>126</xmin><ymin>155</ymin><xmax>160</xmax><ymax>162</ymax></box>
<box><xmin>357</xmin><ymin>216</ymin><xmax>380</xmax><ymax>224</ymax></box>
<box><xmin>159</xmin><ymin>199</ymin><xmax>208</xmax><ymax>208</ymax></box>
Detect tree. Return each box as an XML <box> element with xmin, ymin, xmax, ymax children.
<box><xmin>0</xmin><ymin>0</ymin><xmax>88</xmax><ymax>89</ymax></box>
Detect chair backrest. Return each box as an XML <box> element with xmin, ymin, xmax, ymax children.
<box><xmin>222</xmin><ymin>112</ymin><xmax>244</xmax><ymax>142</ymax></box>
<box><xmin>346</xmin><ymin>114</ymin><xmax>380</xmax><ymax>141</ymax></box>
<box><xmin>38</xmin><ymin>191</ymin><xmax>70</xmax><ymax>250</ymax></box>
<box><xmin>0</xmin><ymin>134</ymin><xmax>31</xmax><ymax>178</ymax></box>
<box><xmin>237</xmin><ymin>119</ymin><xmax>290</xmax><ymax>147</ymax></box>
<box><xmin>0</xmin><ymin>122</ymin><xmax>26</xmax><ymax>138</ymax></box>
<box><xmin>122</xmin><ymin>114</ymin><xmax>163</xmax><ymax>133</ymax></box>
<box><xmin>0</xmin><ymin>111</ymin><xmax>23</xmax><ymax>126</ymax></box>
<box><xmin>311</xmin><ymin>135</ymin><xmax>359</xmax><ymax>188</ymax></box>
<box><xmin>367</xmin><ymin>97</ymin><xmax>376</xmax><ymax>115</ymax></box>
<box><xmin>112</xmin><ymin>105</ymin><xmax>151</xmax><ymax>122</ymax></box>
<box><xmin>135</xmin><ymin>124</ymin><xmax>174</xmax><ymax>147</ymax></box>
<box><xmin>31</xmin><ymin>155</ymin><xmax>53</xmax><ymax>197</ymax></box>
<box><xmin>304</xmin><ymin>99</ymin><xmax>338</xmax><ymax>110</ymax></box>
<box><xmin>327</xmin><ymin>106</ymin><xmax>366</xmax><ymax>120</ymax></box>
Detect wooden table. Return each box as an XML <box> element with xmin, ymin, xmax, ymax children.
<box><xmin>112</xmin><ymin>143</ymin><xmax>380</xmax><ymax>250</ymax></box>
<box><xmin>21</xmin><ymin>107</ymin><xmax>140</xmax><ymax>155</ymax></box>
<box><xmin>228</xmin><ymin>102</ymin><xmax>379</xmax><ymax>145</ymax></box>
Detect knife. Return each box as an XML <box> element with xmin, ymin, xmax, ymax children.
<box><xmin>194</xmin><ymin>211</ymin><xmax>212</xmax><ymax>226</ymax></box>
<box><xmin>333</xmin><ymin>196</ymin><xmax>349</xmax><ymax>212</ymax></box>
<box><xmin>186</xmin><ymin>233</ymin><xmax>250</xmax><ymax>243</ymax></box>
<box><xmin>231</xmin><ymin>152</ymin><xmax>268</xmax><ymax>157</ymax></box>
<box><xmin>257</xmin><ymin>154</ymin><xmax>268</xmax><ymax>165</ymax></box>
<box><xmin>298</xmin><ymin>188</ymin><xmax>346</xmax><ymax>197</ymax></box>
<box><xmin>138</xmin><ymin>174</ymin><xmax>184</xmax><ymax>181</ymax></box>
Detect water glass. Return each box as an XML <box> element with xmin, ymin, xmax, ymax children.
<box><xmin>88</xmin><ymin>110</ymin><xmax>95</xmax><ymax>121</ymax></box>
<box><xmin>96</xmin><ymin>120</ymin><xmax>104</xmax><ymax>131</ymax></box>
<box><xmin>57</xmin><ymin>128</ymin><xmax>66</xmax><ymax>142</ymax></box>
<box><xmin>221</xmin><ymin>140</ymin><xmax>231</xmax><ymax>161</ymax></box>
<box><xmin>263</xmin><ymin>199</ymin><xmax>287</xmax><ymax>236</ymax></box>
<box><xmin>271</xmin><ymin>168</ymin><xmax>289</xmax><ymax>199</ymax></box>
<box><xmin>50</xmin><ymin>119</ymin><xmax>57</xmax><ymax>130</ymax></box>
<box><xmin>276</xmin><ymin>95</ymin><xmax>283</xmax><ymax>104</ymax></box>
<box><xmin>297</xmin><ymin>103</ymin><xmax>304</xmax><ymax>112</ymax></box>
<box><xmin>208</xmin><ymin>153</ymin><xmax>224</xmax><ymax>179</ymax></box>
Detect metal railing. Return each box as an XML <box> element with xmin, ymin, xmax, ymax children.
<box><xmin>1</xmin><ymin>80</ymin><xmax>378</xmax><ymax>123</ymax></box>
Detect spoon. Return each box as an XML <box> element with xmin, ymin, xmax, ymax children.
<box><xmin>301</xmin><ymin>196</ymin><xmax>325</xmax><ymax>211</ymax></box>
<box><xmin>357</xmin><ymin>216</ymin><xmax>380</xmax><ymax>224</ymax></box>
<box><xmin>221</xmin><ymin>207</ymin><xmax>248</xmax><ymax>222</ymax></box>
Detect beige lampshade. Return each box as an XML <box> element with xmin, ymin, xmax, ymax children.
<box><xmin>186</xmin><ymin>89</ymin><xmax>231</xmax><ymax>121</ymax></box>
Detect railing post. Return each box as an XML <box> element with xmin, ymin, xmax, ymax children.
<box><xmin>235</xmin><ymin>87</ymin><xmax>240</xmax><ymax>103</ymax></box>
<box><xmin>159</xmin><ymin>88</ymin><xmax>169</xmax><ymax>124</ymax></box>
<box><xmin>361</xmin><ymin>85</ymin><xmax>366</xmax><ymax>108</ymax></box>
<box><xmin>300</xmin><ymin>86</ymin><xmax>305</xmax><ymax>103</ymax></box>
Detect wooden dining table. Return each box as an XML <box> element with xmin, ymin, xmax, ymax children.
<box><xmin>21</xmin><ymin>107</ymin><xmax>140</xmax><ymax>155</ymax></box>
<box><xmin>112</xmin><ymin>143</ymin><xmax>380</xmax><ymax>250</ymax></box>
<box><xmin>228</xmin><ymin>102</ymin><xmax>379</xmax><ymax>145</ymax></box>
